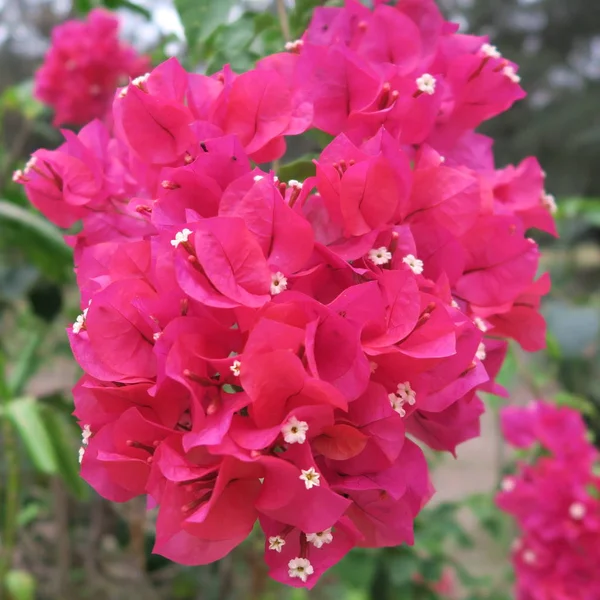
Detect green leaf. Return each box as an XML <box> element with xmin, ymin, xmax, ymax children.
<box><xmin>278</xmin><ymin>154</ymin><xmax>318</xmax><ymax>182</ymax></box>
<box><xmin>5</xmin><ymin>397</ymin><xmax>59</xmax><ymax>475</ymax></box>
<box><xmin>1</xmin><ymin>81</ymin><xmax>44</xmax><ymax>121</ymax></box>
<box><xmin>0</xmin><ymin>201</ymin><xmax>71</xmax><ymax>262</ymax></box>
<box><xmin>496</xmin><ymin>343</ymin><xmax>517</xmax><ymax>390</ymax></box>
<box><xmin>73</xmin><ymin>0</ymin><xmax>93</xmax><ymax>14</ymax></box>
<box><xmin>174</xmin><ymin>0</ymin><xmax>237</xmax><ymax>63</ymax></box>
<box><xmin>42</xmin><ymin>405</ymin><xmax>90</xmax><ymax>499</ymax></box>
<box><xmin>4</xmin><ymin>570</ymin><xmax>36</xmax><ymax>600</ymax></box>
<box><xmin>7</xmin><ymin>330</ymin><xmax>44</xmax><ymax>398</ymax></box>
<box><xmin>102</xmin><ymin>0</ymin><xmax>152</xmax><ymax>19</ymax></box>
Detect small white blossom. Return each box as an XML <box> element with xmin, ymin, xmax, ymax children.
<box><xmin>132</xmin><ymin>73</ymin><xmax>150</xmax><ymax>88</ymax></box>
<box><xmin>288</xmin><ymin>179</ymin><xmax>303</xmax><ymax>189</ymax></box>
<box><xmin>78</xmin><ymin>424</ymin><xmax>92</xmax><ymax>464</ymax></box>
<box><xmin>12</xmin><ymin>169</ymin><xmax>25</xmax><ymax>183</ymax></box>
<box><xmin>439</xmin><ymin>155</ymin><xmax>446</xmax><ymax>163</ymax></box>
<box><xmin>153</xmin><ymin>332</ymin><xmax>162</xmax><ymax>341</ymax></box>
<box><xmin>541</xmin><ymin>191</ymin><xmax>557</xmax><ymax>214</ymax></box>
<box><xmin>24</xmin><ymin>156</ymin><xmax>37</xmax><ymax>174</ymax></box>
<box><xmin>285</xmin><ymin>39</ymin><xmax>304</xmax><ymax>52</ymax></box>
<box><xmin>253</xmin><ymin>175</ymin><xmax>264</xmax><ymax>182</ymax></box>
<box><xmin>306</xmin><ymin>528</ymin><xmax>333</xmax><ymax>549</ymax></box>
<box><xmin>476</xmin><ymin>342</ymin><xmax>487</xmax><ymax>361</ymax></box>
<box><xmin>268</xmin><ymin>535</ymin><xmax>286</xmax><ymax>552</ymax></box>
<box><xmin>288</xmin><ymin>557</ymin><xmax>314</xmax><ymax>583</ymax></box>
<box><xmin>416</xmin><ymin>73</ymin><xmax>436</xmax><ymax>95</ymax></box>
<box><xmin>569</xmin><ymin>502</ymin><xmax>586</xmax><ymax>520</ymax></box>
<box><xmin>171</xmin><ymin>228</ymin><xmax>193</xmax><ymax>248</ymax></box>
<box><xmin>72</xmin><ymin>305</ymin><xmax>90</xmax><ymax>335</ymax></box>
<box><xmin>522</xmin><ymin>549</ymin><xmax>536</xmax><ymax>565</ymax></box>
<box><xmin>389</xmin><ymin>382</ymin><xmax>416</xmax><ymax>417</ymax></box>
<box><xmin>270</xmin><ymin>272</ymin><xmax>288</xmax><ymax>295</ymax></box>
<box><xmin>474</xmin><ymin>317</ymin><xmax>488</xmax><ymax>332</ymax></box>
<box><xmin>368</xmin><ymin>246</ymin><xmax>392</xmax><ymax>266</ymax></box>
<box><xmin>282</xmin><ymin>416</ymin><xmax>309</xmax><ymax>444</ymax></box>
<box><xmin>501</xmin><ymin>477</ymin><xmax>516</xmax><ymax>492</ymax></box>
<box><xmin>503</xmin><ymin>65</ymin><xmax>521</xmax><ymax>84</ymax></box>
<box><xmin>481</xmin><ymin>43</ymin><xmax>501</xmax><ymax>59</ymax></box>
<box><xmin>402</xmin><ymin>254</ymin><xmax>424</xmax><ymax>275</ymax></box>
<box><xmin>299</xmin><ymin>467</ymin><xmax>320</xmax><ymax>490</ymax></box>
<box><xmin>230</xmin><ymin>360</ymin><xmax>241</xmax><ymax>377</ymax></box>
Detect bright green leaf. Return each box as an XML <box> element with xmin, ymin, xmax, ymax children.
<box><xmin>4</xmin><ymin>570</ymin><xmax>36</xmax><ymax>600</ymax></box>
<box><xmin>278</xmin><ymin>154</ymin><xmax>318</xmax><ymax>182</ymax></box>
<box><xmin>5</xmin><ymin>397</ymin><xmax>59</xmax><ymax>475</ymax></box>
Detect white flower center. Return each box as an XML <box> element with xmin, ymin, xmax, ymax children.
<box><xmin>171</xmin><ymin>228</ymin><xmax>193</xmax><ymax>248</ymax></box>
<box><xmin>416</xmin><ymin>73</ymin><xmax>436</xmax><ymax>95</ymax></box>
<box><xmin>72</xmin><ymin>304</ymin><xmax>90</xmax><ymax>335</ymax></box>
<box><xmin>230</xmin><ymin>360</ymin><xmax>241</xmax><ymax>377</ymax></box>
<box><xmin>389</xmin><ymin>382</ymin><xmax>416</xmax><ymax>417</ymax></box>
<box><xmin>79</xmin><ymin>424</ymin><xmax>92</xmax><ymax>464</ymax></box>
<box><xmin>402</xmin><ymin>254</ymin><xmax>424</xmax><ymax>275</ymax></box>
<box><xmin>569</xmin><ymin>502</ymin><xmax>586</xmax><ymax>520</ymax></box>
<box><xmin>368</xmin><ymin>246</ymin><xmax>392</xmax><ymax>266</ymax></box>
<box><xmin>299</xmin><ymin>467</ymin><xmax>320</xmax><ymax>490</ymax></box>
<box><xmin>501</xmin><ymin>477</ymin><xmax>516</xmax><ymax>492</ymax></box>
<box><xmin>306</xmin><ymin>528</ymin><xmax>333</xmax><ymax>549</ymax></box>
<box><xmin>541</xmin><ymin>191</ymin><xmax>557</xmax><ymax>214</ymax></box>
<box><xmin>522</xmin><ymin>549</ymin><xmax>536</xmax><ymax>565</ymax></box>
<box><xmin>253</xmin><ymin>175</ymin><xmax>264</xmax><ymax>182</ymax></box>
<box><xmin>268</xmin><ymin>535</ymin><xmax>286</xmax><ymax>552</ymax></box>
<box><xmin>481</xmin><ymin>43</ymin><xmax>501</xmax><ymax>59</ymax></box>
<box><xmin>270</xmin><ymin>272</ymin><xmax>288</xmax><ymax>295</ymax></box>
<box><xmin>284</xmin><ymin>39</ymin><xmax>304</xmax><ymax>52</ymax></box>
<box><xmin>476</xmin><ymin>342</ymin><xmax>487</xmax><ymax>361</ymax></box>
<box><xmin>282</xmin><ymin>416</ymin><xmax>309</xmax><ymax>444</ymax></box>
<box><xmin>473</xmin><ymin>317</ymin><xmax>488</xmax><ymax>332</ymax></box>
<box><xmin>503</xmin><ymin>65</ymin><xmax>521</xmax><ymax>84</ymax></box>
<box><xmin>287</xmin><ymin>179</ymin><xmax>303</xmax><ymax>190</ymax></box>
<box><xmin>288</xmin><ymin>557</ymin><xmax>314</xmax><ymax>582</ymax></box>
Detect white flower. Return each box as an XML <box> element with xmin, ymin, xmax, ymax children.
<box><xmin>282</xmin><ymin>416</ymin><xmax>309</xmax><ymax>444</ymax></box>
<box><xmin>402</xmin><ymin>254</ymin><xmax>424</xmax><ymax>275</ymax></box>
<box><xmin>501</xmin><ymin>477</ymin><xmax>516</xmax><ymax>492</ymax></box>
<box><xmin>481</xmin><ymin>43</ymin><xmax>501</xmax><ymax>59</ymax></box>
<box><xmin>171</xmin><ymin>228</ymin><xmax>193</xmax><ymax>248</ymax></box>
<box><xmin>288</xmin><ymin>179</ymin><xmax>303</xmax><ymax>189</ymax></box>
<box><xmin>439</xmin><ymin>155</ymin><xmax>446</xmax><ymax>163</ymax></box>
<box><xmin>12</xmin><ymin>169</ymin><xmax>24</xmax><ymax>183</ymax></box>
<box><xmin>285</xmin><ymin>39</ymin><xmax>304</xmax><ymax>52</ymax></box>
<box><xmin>153</xmin><ymin>332</ymin><xmax>162</xmax><ymax>341</ymax></box>
<box><xmin>253</xmin><ymin>175</ymin><xmax>264</xmax><ymax>182</ymax></box>
<box><xmin>268</xmin><ymin>535</ymin><xmax>286</xmax><ymax>552</ymax></box>
<box><xmin>299</xmin><ymin>467</ymin><xmax>320</xmax><ymax>490</ymax></box>
<box><xmin>416</xmin><ymin>73</ymin><xmax>436</xmax><ymax>95</ymax></box>
<box><xmin>522</xmin><ymin>549</ymin><xmax>536</xmax><ymax>565</ymax></box>
<box><xmin>78</xmin><ymin>424</ymin><xmax>92</xmax><ymax>464</ymax></box>
<box><xmin>473</xmin><ymin>317</ymin><xmax>488</xmax><ymax>332</ymax></box>
<box><xmin>306</xmin><ymin>528</ymin><xmax>333</xmax><ymax>549</ymax></box>
<box><xmin>72</xmin><ymin>307</ymin><xmax>88</xmax><ymax>335</ymax></box>
<box><xmin>230</xmin><ymin>360</ymin><xmax>241</xmax><ymax>377</ymax></box>
<box><xmin>24</xmin><ymin>156</ymin><xmax>37</xmax><ymax>174</ymax></box>
<box><xmin>503</xmin><ymin>65</ymin><xmax>521</xmax><ymax>84</ymax></box>
<box><xmin>288</xmin><ymin>557</ymin><xmax>314</xmax><ymax>582</ymax></box>
<box><xmin>81</xmin><ymin>424</ymin><xmax>92</xmax><ymax>445</ymax></box>
<box><xmin>368</xmin><ymin>246</ymin><xmax>392</xmax><ymax>266</ymax></box>
<box><xmin>132</xmin><ymin>73</ymin><xmax>150</xmax><ymax>88</ymax></box>
<box><xmin>541</xmin><ymin>191</ymin><xmax>557</xmax><ymax>214</ymax></box>
<box><xmin>389</xmin><ymin>382</ymin><xmax>416</xmax><ymax>417</ymax></box>
<box><xmin>476</xmin><ymin>342</ymin><xmax>487</xmax><ymax>361</ymax></box>
<box><xmin>569</xmin><ymin>502</ymin><xmax>586</xmax><ymax>520</ymax></box>
<box><xmin>270</xmin><ymin>272</ymin><xmax>288</xmax><ymax>295</ymax></box>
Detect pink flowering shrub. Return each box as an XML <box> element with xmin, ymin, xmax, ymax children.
<box><xmin>497</xmin><ymin>402</ymin><xmax>600</xmax><ymax>600</ymax></box>
<box><xmin>18</xmin><ymin>0</ymin><xmax>557</xmax><ymax>589</ymax></box>
<box><xmin>33</xmin><ymin>8</ymin><xmax>149</xmax><ymax>126</ymax></box>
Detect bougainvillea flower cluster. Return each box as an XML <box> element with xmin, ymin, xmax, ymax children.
<box><xmin>33</xmin><ymin>8</ymin><xmax>149</xmax><ymax>126</ymax></box>
<box><xmin>497</xmin><ymin>402</ymin><xmax>600</xmax><ymax>600</ymax></box>
<box><xmin>18</xmin><ymin>0</ymin><xmax>557</xmax><ymax>588</ymax></box>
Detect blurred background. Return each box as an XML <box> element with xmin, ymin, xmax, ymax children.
<box><xmin>0</xmin><ymin>0</ymin><xmax>599</xmax><ymax>598</ymax></box>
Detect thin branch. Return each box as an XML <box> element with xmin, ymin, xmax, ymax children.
<box><xmin>275</xmin><ymin>0</ymin><xmax>291</xmax><ymax>42</ymax></box>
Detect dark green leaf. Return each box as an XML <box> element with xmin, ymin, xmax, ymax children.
<box><xmin>102</xmin><ymin>0</ymin><xmax>152</xmax><ymax>19</ymax></box>
<box><xmin>278</xmin><ymin>155</ymin><xmax>318</xmax><ymax>182</ymax></box>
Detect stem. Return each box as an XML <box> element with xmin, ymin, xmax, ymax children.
<box><xmin>0</xmin><ymin>352</ymin><xmax>19</xmax><ymax>600</ymax></box>
<box><xmin>275</xmin><ymin>0</ymin><xmax>291</xmax><ymax>42</ymax></box>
